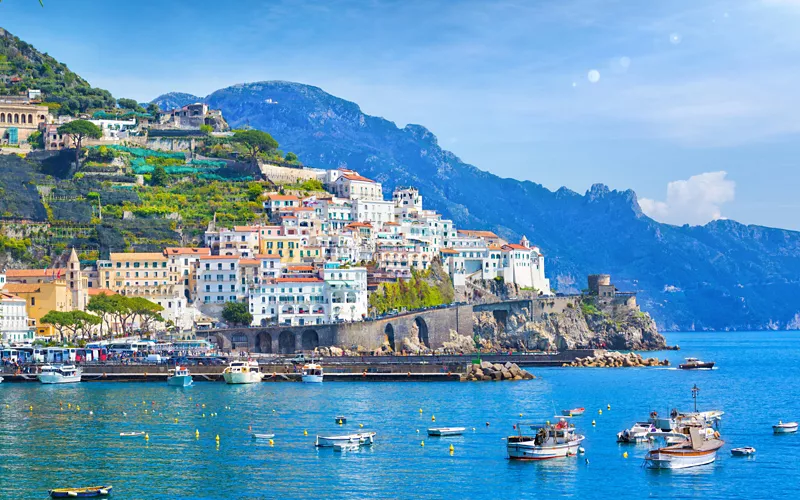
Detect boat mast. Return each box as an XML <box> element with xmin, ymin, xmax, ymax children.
<box><xmin>691</xmin><ymin>384</ymin><xmax>700</xmax><ymax>413</ymax></box>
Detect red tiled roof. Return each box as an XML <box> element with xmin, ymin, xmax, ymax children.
<box><xmin>287</xmin><ymin>265</ymin><xmax>314</xmax><ymax>271</ymax></box>
<box><xmin>267</xmin><ymin>194</ymin><xmax>299</xmax><ymax>201</ymax></box>
<box><xmin>340</xmin><ymin>173</ymin><xmax>375</xmax><ymax>183</ymax></box>
<box><xmin>458</xmin><ymin>229</ymin><xmax>500</xmax><ymax>239</ymax></box>
<box><xmin>503</xmin><ymin>244</ymin><xmax>531</xmax><ymax>251</ymax></box>
<box><xmin>4</xmin><ymin>283</ymin><xmax>42</xmax><ymax>293</ymax></box>
<box><xmin>5</xmin><ymin>269</ymin><xmax>52</xmax><ymax>278</ymax></box>
<box><xmin>256</xmin><ymin>253</ymin><xmax>282</xmax><ymax>259</ymax></box>
<box><xmin>164</xmin><ymin>247</ymin><xmax>211</xmax><ymax>256</ymax></box>
<box><xmin>233</xmin><ymin>226</ymin><xmax>260</xmax><ymax>232</ymax></box>
<box><xmin>439</xmin><ymin>248</ymin><xmax>458</xmax><ymax>255</ymax></box>
<box><xmin>88</xmin><ymin>288</ymin><xmax>116</xmax><ymax>296</ymax></box>
<box><xmin>239</xmin><ymin>259</ymin><xmax>260</xmax><ymax>265</ymax></box>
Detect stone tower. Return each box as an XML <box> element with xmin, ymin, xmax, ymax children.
<box><xmin>67</xmin><ymin>248</ymin><xmax>87</xmax><ymax>311</ymax></box>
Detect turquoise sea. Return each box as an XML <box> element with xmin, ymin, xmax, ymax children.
<box><xmin>1</xmin><ymin>331</ymin><xmax>798</xmax><ymax>499</ymax></box>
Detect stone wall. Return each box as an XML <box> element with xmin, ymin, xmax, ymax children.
<box><xmin>259</xmin><ymin>162</ymin><xmax>325</xmax><ymax>184</ymax></box>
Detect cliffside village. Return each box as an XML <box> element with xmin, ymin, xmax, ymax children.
<box><xmin>0</xmin><ymin>91</ymin><xmax>553</xmax><ymax>344</ymax></box>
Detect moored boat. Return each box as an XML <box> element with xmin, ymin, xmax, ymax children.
<box><xmin>252</xmin><ymin>433</ymin><xmax>275</xmax><ymax>440</ymax></box>
<box><xmin>0</xmin><ymin>375</ymin><xmax>4</xmax><ymax>383</ymax></box>
<box><xmin>773</xmin><ymin>421</ymin><xmax>798</xmax><ymax>434</ymax></box>
<box><xmin>507</xmin><ymin>420</ymin><xmax>585</xmax><ymax>460</ymax></box>
<box><xmin>644</xmin><ymin>427</ymin><xmax>724</xmax><ymax>469</ymax></box>
<box><xmin>49</xmin><ymin>485</ymin><xmax>112</xmax><ymax>497</ymax></box>
<box><xmin>222</xmin><ymin>360</ymin><xmax>263</xmax><ymax>384</ymax></box>
<box><xmin>561</xmin><ymin>407</ymin><xmax>585</xmax><ymax>416</ymax></box>
<box><xmin>167</xmin><ymin>366</ymin><xmax>193</xmax><ymax>387</ymax></box>
<box><xmin>302</xmin><ymin>363</ymin><xmax>324</xmax><ymax>383</ymax></box>
<box><xmin>428</xmin><ymin>427</ymin><xmax>466</xmax><ymax>436</ymax></box>
<box><xmin>315</xmin><ymin>431</ymin><xmax>376</xmax><ymax>447</ymax></box>
<box><xmin>119</xmin><ymin>431</ymin><xmax>145</xmax><ymax>437</ymax></box>
<box><xmin>731</xmin><ymin>447</ymin><xmax>756</xmax><ymax>456</ymax></box>
<box><xmin>38</xmin><ymin>364</ymin><xmax>82</xmax><ymax>384</ymax></box>
<box><xmin>333</xmin><ymin>441</ymin><xmax>360</xmax><ymax>452</ymax></box>
<box><xmin>617</xmin><ymin>422</ymin><xmax>657</xmax><ymax>443</ymax></box>
<box><xmin>678</xmin><ymin>358</ymin><xmax>715</xmax><ymax>370</ymax></box>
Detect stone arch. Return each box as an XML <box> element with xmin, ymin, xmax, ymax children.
<box><xmin>257</xmin><ymin>332</ymin><xmax>272</xmax><ymax>353</ymax></box>
<box><xmin>14</xmin><ymin>113</ymin><xmax>19</xmax><ymax>123</ymax></box>
<box><xmin>0</xmin><ymin>113</ymin><xmax>4</xmax><ymax>122</ymax></box>
<box><xmin>231</xmin><ymin>333</ymin><xmax>248</xmax><ymax>348</ymax></box>
<box><xmin>279</xmin><ymin>330</ymin><xmax>296</xmax><ymax>354</ymax></box>
<box><xmin>20</xmin><ymin>114</ymin><xmax>26</xmax><ymax>124</ymax></box>
<box><xmin>384</xmin><ymin>323</ymin><xmax>395</xmax><ymax>351</ymax></box>
<box><xmin>28</xmin><ymin>114</ymin><xmax>33</xmax><ymax>123</ymax></box>
<box><xmin>415</xmin><ymin>317</ymin><xmax>429</xmax><ymax>348</ymax></box>
<box><xmin>301</xmin><ymin>329</ymin><xmax>319</xmax><ymax>351</ymax></box>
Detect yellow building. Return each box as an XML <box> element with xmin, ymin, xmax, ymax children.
<box><xmin>258</xmin><ymin>234</ymin><xmax>306</xmax><ymax>263</ymax></box>
<box><xmin>4</xmin><ymin>281</ymin><xmax>72</xmax><ymax>337</ymax></box>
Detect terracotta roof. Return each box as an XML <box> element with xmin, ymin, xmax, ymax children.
<box><xmin>164</xmin><ymin>247</ymin><xmax>211</xmax><ymax>256</ymax></box>
<box><xmin>287</xmin><ymin>265</ymin><xmax>314</xmax><ymax>271</ymax></box>
<box><xmin>384</xmin><ymin>222</ymin><xmax>399</xmax><ymax>226</ymax></box>
<box><xmin>4</xmin><ymin>283</ymin><xmax>42</xmax><ymax>293</ymax></box>
<box><xmin>5</xmin><ymin>269</ymin><xmax>53</xmax><ymax>278</ymax></box>
<box><xmin>503</xmin><ymin>244</ymin><xmax>531</xmax><ymax>251</ymax></box>
<box><xmin>0</xmin><ymin>291</ymin><xmax>24</xmax><ymax>301</ymax></box>
<box><xmin>340</xmin><ymin>173</ymin><xmax>375</xmax><ymax>183</ymax></box>
<box><xmin>267</xmin><ymin>194</ymin><xmax>299</xmax><ymax>202</ymax></box>
<box><xmin>346</xmin><ymin>222</ymin><xmax>373</xmax><ymax>228</ymax></box>
<box><xmin>233</xmin><ymin>226</ymin><xmax>260</xmax><ymax>232</ymax></box>
<box><xmin>439</xmin><ymin>248</ymin><xmax>458</xmax><ymax>255</ymax></box>
<box><xmin>458</xmin><ymin>229</ymin><xmax>500</xmax><ymax>239</ymax></box>
<box><xmin>275</xmin><ymin>277</ymin><xmax>324</xmax><ymax>283</ymax></box>
<box><xmin>488</xmin><ymin>244</ymin><xmax>503</xmax><ymax>251</ymax></box>
<box><xmin>255</xmin><ymin>253</ymin><xmax>282</xmax><ymax>259</ymax></box>
<box><xmin>88</xmin><ymin>288</ymin><xmax>116</xmax><ymax>296</ymax></box>
<box><xmin>239</xmin><ymin>259</ymin><xmax>261</xmax><ymax>265</ymax></box>
<box><xmin>110</xmin><ymin>252</ymin><xmax>166</xmax><ymax>261</ymax></box>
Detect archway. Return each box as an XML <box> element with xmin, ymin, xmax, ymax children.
<box><xmin>384</xmin><ymin>323</ymin><xmax>395</xmax><ymax>351</ymax></box>
<box><xmin>231</xmin><ymin>332</ymin><xmax>248</xmax><ymax>349</ymax></box>
<box><xmin>257</xmin><ymin>332</ymin><xmax>272</xmax><ymax>353</ymax></box>
<box><xmin>301</xmin><ymin>330</ymin><xmax>319</xmax><ymax>351</ymax></box>
<box><xmin>279</xmin><ymin>330</ymin><xmax>296</xmax><ymax>354</ymax></box>
<box><xmin>415</xmin><ymin>317</ymin><xmax>429</xmax><ymax>348</ymax></box>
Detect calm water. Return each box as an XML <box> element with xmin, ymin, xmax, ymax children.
<box><xmin>1</xmin><ymin>331</ymin><xmax>798</xmax><ymax>499</ymax></box>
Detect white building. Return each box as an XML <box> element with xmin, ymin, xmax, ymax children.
<box><xmin>333</xmin><ymin>170</ymin><xmax>384</xmax><ymax>201</ymax></box>
<box><xmin>204</xmin><ymin>226</ymin><xmax>260</xmax><ymax>258</ymax></box>
<box><xmin>393</xmin><ymin>186</ymin><xmax>423</xmax><ymax>218</ymax></box>
<box><xmin>197</xmin><ymin>256</ymin><xmax>243</xmax><ymax>306</ymax></box>
<box><xmin>89</xmin><ymin>118</ymin><xmax>137</xmax><ymax>140</ymax></box>
<box><xmin>249</xmin><ymin>277</ymin><xmax>327</xmax><ymax>327</ymax></box>
<box><xmin>324</xmin><ymin>263</ymin><xmax>368</xmax><ymax>323</ymax></box>
<box><xmin>351</xmin><ymin>198</ymin><xmax>395</xmax><ymax>225</ymax></box>
<box><xmin>0</xmin><ymin>272</ymin><xmax>31</xmax><ymax>343</ymax></box>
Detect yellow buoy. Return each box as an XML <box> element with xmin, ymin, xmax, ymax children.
<box><xmin>338</xmin><ymin>419</ymin><xmax>343</xmax><ymax>425</ymax></box>
<box><xmin>431</xmin><ymin>415</ymin><xmax>436</xmax><ymax>422</ymax></box>
<box><xmin>592</xmin><ymin>420</ymin><xmax>596</xmax><ymax>426</ymax></box>
<box><xmin>272</xmin><ymin>409</ymin><xmax>276</xmax><ymax>413</ymax></box>
<box><xmin>598</xmin><ymin>409</ymin><xmax>602</xmax><ymax>415</ymax></box>
<box><xmin>145</xmin><ymin>433</ymin><xmax>149</xmax><ymax>441</ymax></box>
<box><xmin>359</xmin><ymin>424</ymin><xmax>364</xmax><ymax>428</ymax></box>
<box><xmin>142</xmin><ymin>401</ymin><xmax>145</xmax><ymax>405</ymax></box>
<box><xmin>215</xmin><ymin>434</ymin><xmax>220</xmax><ymax>441</ymax></box>
<box><xmin>174</xmin><ymin>418</ymin><xmax>178</xmax><ymax>424</ymax></box>
<box><xmin>419</xmin><ymin>408</ymin><xmax>423</xmax><ymax>413</ymax></box>
<box><xmin>519</xmin><ymin>413</ymin><xmax>523</xmax><ymax>417</ymax></box>
<box><xmin>420</xmin><ymin>441</ymin><xmax>425</xmax><ymax>447</ymax></box>
<box><xmin>607</xmin><ymin>404</ymin><xmax>611</xmax><ymax>410</ymax></box>
<box><xmin>269</xmin><ymin>439</ymin><xmax>274</xmax><ymax>446</ymax></box>
<box><xmin>29</xmin><ymin>405</ymin><xmax>33</xmax><ymax>411</ymax></box>
<box><xmin>195</xmin><ymin>429</ymin><xmax>200</xmax><ymax>439</ymax></box>
<box><xmin>303</xmin><ymin>430</ymin><xmax>308</xmax><ymax>436</ymax></box>
<box><xmin>202</xmin><ymin>414</ymin><xmax>206</xmax><ymax>418</ymax></box>
<box><xmin>449</xmin><ymin>444</ymin><xmax>454</xmax><ymax>453</ymax></box>
<box><xmin>416</xmin><ymin>429</ymin><xmax>420</xmax><ymax>433</ymax></box>
<box><xmin>202</xmin><ymin>404</ymin><xmax>206</xmax><ymax>408</ymax></box>
<box><xmin>623</xmin><ymin>452</ymin><xmax>628</xmax><ymax>458</ymax></box>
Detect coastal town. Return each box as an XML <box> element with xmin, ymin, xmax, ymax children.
<box><xmin>0</xmin><ymin>88</ymin><xmax>554</xmax><ymax>350</ymax></box>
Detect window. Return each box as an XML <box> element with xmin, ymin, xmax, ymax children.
<box><xmin>30</xmin><ymin>297</ymin><xmax>35</xmax><ymax>306</ymax></box>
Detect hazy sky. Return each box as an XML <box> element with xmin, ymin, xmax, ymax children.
<box><xmin>2</xmin><ymin>0</ymin><xmax>799</xmax><ymax>229</ymax></box>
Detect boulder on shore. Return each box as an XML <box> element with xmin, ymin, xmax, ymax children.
<box><xmin>565</xmin><ymin>350</ymin><xmax>666</xmax><ymax>368</ymax></box>
<box><xmin>462</xmin><ymin>361</ymin><xmax>536</xmax><ymax>381</ymax></box>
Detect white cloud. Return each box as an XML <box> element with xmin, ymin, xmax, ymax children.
<box><xmin>639</xmin><ymin>171</ymin><xmax>735</xmax><ymax>226</ymax></box>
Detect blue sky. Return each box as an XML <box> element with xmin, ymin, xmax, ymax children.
<box><xmin>2</xmin><ymin>0</ymin><xmax>799</xmax><ymax>229</ymax></box>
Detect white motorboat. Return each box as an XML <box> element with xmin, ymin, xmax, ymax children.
<box><xmin>38</xmin><ymin>364</ymin><xmax>82</xmax><ymax>384</ymax></box>
<box><xmin>222</xmin><ymin>360</ymin><xmax>263</xmax><ymax>384</ymax></box>
<box><xmin>333</xmin><ymin>442</ymin><xmax>360</xmax><ymax>452</ymax></box>
<box><xmin>252</xmin><ymin>433</ymin><xmax>275</xmax><ymax>440</ymax></box>
<box><xmin>507</xmin><ymin>420</ymin><xmax>585</xmax><ymax>460</ymax></box>
<box><xmin>301</xmin><ymin>363</ymin><xmax>324</xmax><ymax>383</ymax></box>
<box><xmin>315</xmin><ymin>431</ymin><xmax>376</xmax><ymax>448</ymax></box>
<box><xmin>731</xmin><ymin>447</ymin><xmax>756</xmax><ymax>456</ymax></box>
<box><xmin>428</xmin><ymin>427</ymin><xmax>466</xmax><ymax>436</ymax></box>
<box><xmin>773</xmin><ymin>421</ymin><xmax>798</xmax><ymax>434</ymax></box>
<box><xmin>617</xmin><ymin>422</ymin><xmax>657</xmax><ymax>443</ymax></box>
<box><xmin>119</xmin><ymin>431</ymin><xmax>146</xmax><ymax>437</ymax></box>
<box><xmin>0</xmin><ymin>376</ymin><xmax>4</xmax><ymax>383</ymax></box>
<box><xmin>644</xmin><ymin>427</ymin><xmax>724</xmax><ymax>470</ymax></box>
<box><xmin>649</xmin><ymin>409</ymin><xmax>724</xmax><ymax>433</ymax></box>
<box><xmin>561</xmin><ymin>407</ymin><xmax>585</xmax><ymax>416</ymax></box>
<box><xmin>167</xmin><ymin>366</ymin><xmax>193</xmax><ymax>387</ymax></box>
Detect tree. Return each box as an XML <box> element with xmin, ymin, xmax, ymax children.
<box><xmin>87</xmin><ymin>292</ymin><xmax>116</xmax><ymax>338</ymax></box>
<box><xmin>146</xmin><ymin>103</ymin><xmax>161</xmax><ymax>116</ymax></box>
<box><xmin>27</xmin><ymin>130</ymin><xmax>43</xmax><ymax>149</ymax></box>
<box><xmin>232</xmin><ymin>129</ymin><xmax>278</xmax><ymax>164</ymax></box>
<box><xmin>222</xmin><ymin>301</ymin><xmax>253</xmax><ymax>326</ymax></box>
<box><xmin>40</xmin><ymin>310</ymin><xmax>73</xmax><ymax>343</ymax></box>
<box><xmin>200</xmin><ymin>124</ymin><xmax>213</xmax><ymax>135</ymax></box>
<box><xmin>58</xmin><ymin>120</ymin><xmax>102</xmax><ymax>169</ymax></box>
<box><xmin>151</xmin><ymin>165</ymin><xmax>168</xmax><ymax>186</ymax></box>
<box><xmin>128</xmin><ymin>297</ymin><xmax>164</xmax><ymax>334</ymax></box>
<box><xmin>284</xmin><ymin>152</ymin><xmax>298</xmax><ymax>163</ymax></box>
<box><xmin>246</xmin><ymin>182</ymin><xmax>263</xmax><ymax>202</ymax></box>
<box><xmin>117</xmin><ymin>98</ymin><xmax>145</xmax><ymax>113</ymax></box>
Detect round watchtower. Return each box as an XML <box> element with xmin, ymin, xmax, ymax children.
<box><xmin>587</xmin><ymin>274</ymin><xmax>611</xmax><ymax>295</ymax></box>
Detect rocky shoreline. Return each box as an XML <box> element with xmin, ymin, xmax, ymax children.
<box><xmin>461</xmin><ymin>361</ymin><xmax>535</xmax><ymax>381</ymax></box>
<box><xmin>564</xmin><ymin>350</ymin><xmax>669</xmax><ymax>368</ymax></box>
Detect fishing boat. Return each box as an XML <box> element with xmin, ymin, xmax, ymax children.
<box><xmin>561</xmin><ymin>407</ymin><xmax>585</xmax><ymax>416</ymax></box>
<box><xmin>315</xmin><ymin>431</ymin><xmax>376</xmax><ymax>447</ymax></box>
<box><xmin>301</xmin><ymin>363</ymin><xmax>324</xmax><ymax>383</ymax></box>
<box><xmin>731</xmin><ymin>447</ymin><xmax>756</xmax><ymax>456</ymax></box>
<box><xmin>38</xmin><ymin>365</ymin><xmax>82</xmax><ymax>384</ymax></box>
<box><xmin>333</xmin><ymin>441</ymin><xmax>360</xmax><ymax>452</ymax></box>
<box><xmin>506</xmin><ymin>420</ymin><xmax>585</xmax><ymax>460</ymax></box>
<box><xmin>222</xmin><ymin>360</ymin><xmax>263</xmax><ymax>384</ymax></box>
<box><xmin>678</xmin><ymin>358</ymin><xmax>715</xmax><ymax>370</ymax></box>
<box><xmin>334</xmin><ymin>416</ymin><xmax>347</xmax><ymax>424</ymax></box>
<box><xmin>428</xmin><ymin>427</ymin><xmax>466</xmax><ymax>436</ymax></box>
<box><xmin>48</xmin><ymin>485</ymin><xmax>112</xmax><ymax>497</ymax></box>
<box><xmin>167</xmin><ymin>366</ymin><xmax>193</xmax><ymax>387</ymax></box>
<box><xmin>617</xmin><ymin>422</ymin><xmax>657</xmax><ymax>443</ymax></box>
<box><xmin>644</xmin><ymin>427</ymin><xmax>724</xmax><ymax>469</ymax></box>
<box><xmin>773</xmin><ymin>421</ymin><xmax>798</xmax><ymax>434</ymax></box>
<box><xmin>252</xmin><ymin>433</ymin><xmax>275</xmax><ymax>440</ymax></box>
<box><xmin>119</xmin><ymin>431</ymin><xmax>145</xmax><ymax>437</ymax></box>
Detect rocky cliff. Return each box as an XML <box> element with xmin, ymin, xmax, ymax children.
<box><xmin>473</xmin><ymin>300</ymin><xmax>666</xmax><ymax>351</ymax></box>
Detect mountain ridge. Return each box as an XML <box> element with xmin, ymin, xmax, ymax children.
<box><xmin>154</xmin><ymin>81</ymin><xmax>800</xmax><ymax>331</ymax></box>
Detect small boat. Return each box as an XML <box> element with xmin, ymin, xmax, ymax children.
<box><xmin>315</xmin><ymin>431</ymin><xmax>376</xmax><ymax>447</ymax></box>
<box><xmin>252</xmin><ymin>433</ymin><xmax>275</xmax><ymax>440</ymax></box>
<box><xmin>428</xmin><ymin>427</ymin><xmax>466</xmax><ymax>436</ymax></box>
<box><xmin>334</xmin><ymin>416</ymin><xmax>347</xmax><ymax>424</ymax></box>
<box><xmin>302</xmin><ymin>363</ymin><xmax>324</xmax><ymax>383</ymax></box>
<box><xmin>678</xmin><ymin>358</ymin><xmax>715</xmax><ymax>370</ymax></box>
<box><xmin>333</xmin><ymin>441</ymin><xmax>360</xmax><ymax>452</ymax></box>
<box><xmin>773</xmin><ymin>421</ymin><xmax>798</xmax><ymax>434</ymax></box>
<box><xmin>119</xmin><ymin>431</ymin><xmax>145</xmax><ymax>437</ymax></box>
<box><xmin>38</xmin><ymin>364</ymin><xmax>82</xmax><ymax>384</ymax></box>
<box><xmin>507</xmin><ymin>420</ymin><xmax>585</xmax><ymax>460</ymax></box>
<box><xmin>561</xmin><ymin>407</ymin><xmax>585</xmax><ymax>416</ymax></box>
<box><xmin>731</xmin><ymin>447</ymin><xmax>756</xmax><ymax>456</ymax></box>
<box><xmin>617</xmin><ymin>422</ymin><xmax>657</xmax><ymax>443</ymax></box>
<box><xmin>167</xmin><ymin>366</ymin><xmax>193</xmax><ymax>387</ymax></box>
<box><xmin>49</xmin><ymin>485</ymin><xmax>112</xmax><ymax>497</ymax></box>
<box><xmin>644</xmin><ymin>427</ymin><xmax>724</xmax><ymax>469</ymax></box>
<box><xmin>0</xmin><ymin>376</ymin><xmax>4</xmax><ymax>383</ymax></box>
<box><xmin>222</xmin><ymin>360</ymin><xmax>263</xmax><ymax>384</ymax></box>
